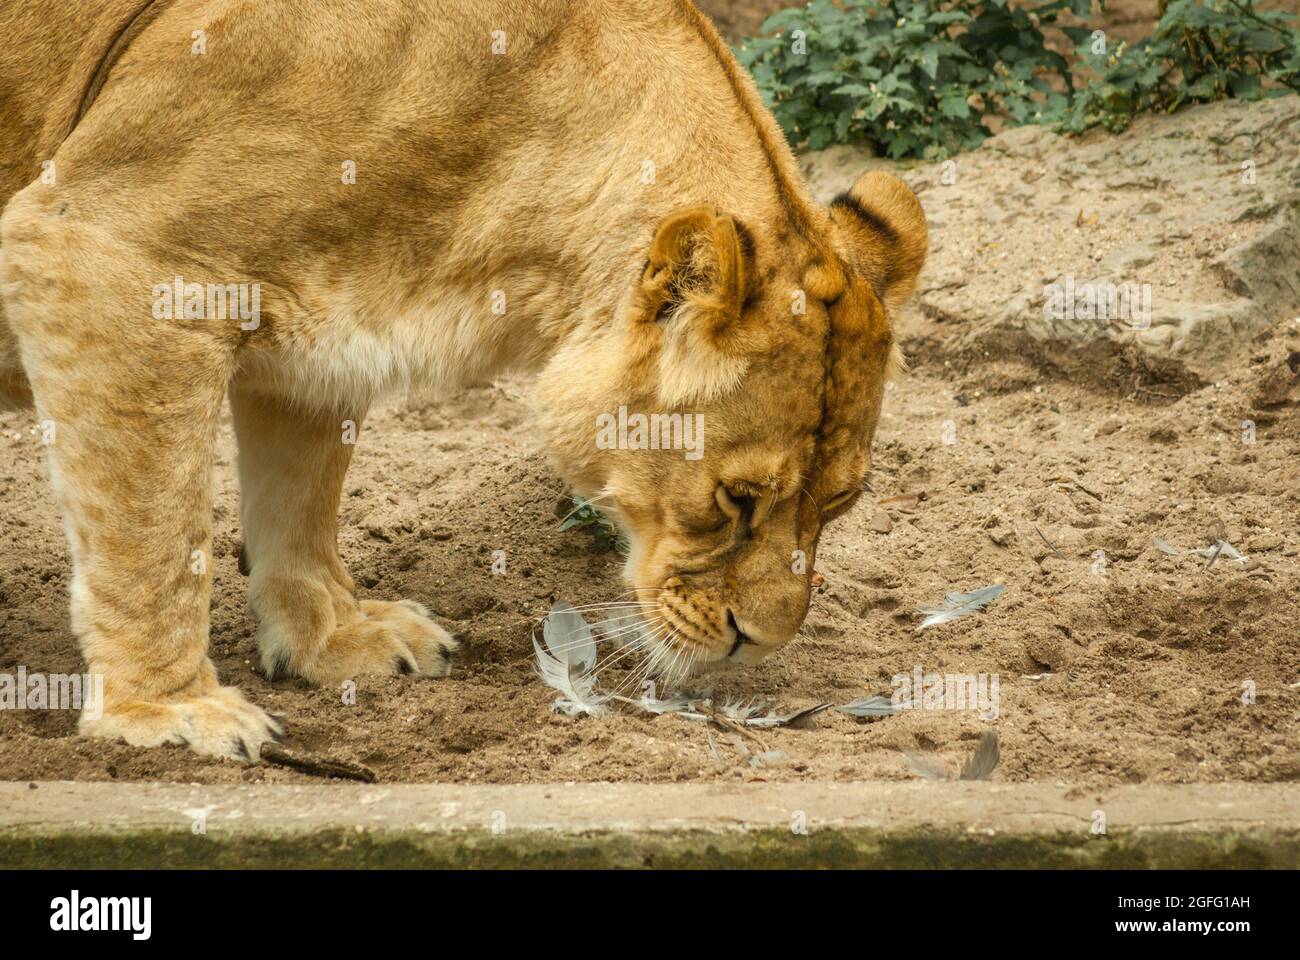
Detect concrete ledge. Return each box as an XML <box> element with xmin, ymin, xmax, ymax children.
<box><xmin>2</xmin><ymin>782</ymin><xmax>1297</xmax><ymax>868</ymax></box>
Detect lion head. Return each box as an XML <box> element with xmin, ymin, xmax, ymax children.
<box><xmin>540</xmin><ymin>169</ymin><xmax>926</xmax><ymax>682</ymax></box>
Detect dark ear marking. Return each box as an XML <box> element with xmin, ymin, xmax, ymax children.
<box><xmin>733</xmin><ymin>219</ymin><xmax>757</xmax><ymax>264</ymax></box>
<box><xmin>830</xmin><ymin>192</ymin><xmax>899</xmax><ymax>246</ymax></box>
<box><xmin>733</xmin><ymin>219</ymin><xmax>764</xmax><ymax>309</ymax></box>
<box><xmin>829</xmin><ymin>194</ymin><xmax>894</xmax><ymax>304</ymax></box>
<box><xmin>828</xmin><ymin>172</ymin><xmax>928</xmax><ymax>314</ymax></box>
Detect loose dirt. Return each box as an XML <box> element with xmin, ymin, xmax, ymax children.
<box><xmin>3</xmin><ymin>304</ymin><xmax>1296</xmax><ymax>787</ymax></box>
<box><xmin>2</xmin><ymin>2</ymin><xmax>1298</xmax><ymax>787</ymax></box>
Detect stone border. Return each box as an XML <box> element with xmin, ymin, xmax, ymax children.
<box><xmin>2</xmin><ymin>782</ymin><xmax>1297</xmax><ymax>868</ymax></box>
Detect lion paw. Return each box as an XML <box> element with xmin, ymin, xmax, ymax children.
<box><xmin>273</xmin><ymin>598</ymin><xmax>460</xmax><ymax>684</ymax></box>
<box><xmin>80</xmin><ymin>685</ymin><xmax>284</xmax><ymax>762</ymax></box>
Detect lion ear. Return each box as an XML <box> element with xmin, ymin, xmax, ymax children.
<box><xmin>640</xmin><ymin>206</ymin><xmax>754</xmax><ymax>407</ymax></box>
<box><xmin>828</xmin><ymin>171</ymin><xmax>927</xmax><ymax>315</ymax></box>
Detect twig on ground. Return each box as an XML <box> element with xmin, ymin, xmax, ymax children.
<box><xmin>700</xmin><ymin>706</ymin><xmax>771</xmax><ymax>752</ymax></box>
<box><xmin>259</xmin><ymin>743</ymin><xmax>378</xmax><ymax>783</ymax></box>
<box><xmin>1034</xmin><ymin>525</ymin><xmax>1067</xmax><ymax>559</ymax></box>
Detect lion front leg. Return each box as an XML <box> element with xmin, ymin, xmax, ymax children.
<box><xmin>0</xmin><ymin>192</ymin><xmax>282</xmax><ymax>761</ymax></box>
<box><xmin>230</xmin><ymin>387</ymin><xmax>458</xmax><ymax>684</ymax></box>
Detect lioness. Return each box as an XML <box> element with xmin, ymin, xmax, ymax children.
<box><xmin>0</xmin><ymin>0</ymin><xmax>925</xmax><ymax>760</ymax></box>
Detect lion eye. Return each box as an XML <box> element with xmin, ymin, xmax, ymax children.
<box><xmin>823</xmin><ymin>489</ymin><xmax>858</xmax><ymax>512</ymax></box>
<box><xmin>715</xmin><ymin>486</ymin><xmax>756</xmax><ymax>523</ymax></box>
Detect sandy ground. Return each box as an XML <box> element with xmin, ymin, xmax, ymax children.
<box><xmin>2</xmin><ymin>2</ymin><xmax>1299</xmax><ymax>787</ymax></box>
<box><xmin>3</xmin><ymin>312</ymin><xmax>1296</xmax><ymax>786</ymax></box>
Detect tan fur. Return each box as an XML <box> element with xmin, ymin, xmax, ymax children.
<box><xmin>0</xmin><ymin>0</ymin><xmax>925</xmax><ymax>759</ymax></box>
<box><xmin>828</xmin><ymin>170</ymin><xmax>929</xmax><ymax>316</ymax></box>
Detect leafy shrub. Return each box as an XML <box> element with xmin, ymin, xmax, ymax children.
<box><xmin>737</xmin><ymin>0</ymin><xmax>1086</xmax><ymax>159</ymax></box>
<box><xmin>737</xmin><ymin>0</ymin><xmax>1300</xmax><ymax>158</ymax></box>
<box><xmin>1061</xmin><ymin>0</ymin><xmax>1300</xmax><ymax>133</ymax></box>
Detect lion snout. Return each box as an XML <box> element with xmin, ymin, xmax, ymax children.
<box><xmin>725</xmin><ymin>603</ymin><xmax>803</xmax><ymax>664</ymax></box>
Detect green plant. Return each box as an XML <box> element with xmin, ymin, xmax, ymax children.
<box><xmin>737</xmin><ymin>0</ymin><xmax>1087</xmax><ymax>159</ymax></box>
<box><xmin>1061</xmin><ymin>0</ymin><xmax>1300</xmax><ymax>133</ymax></box>
<box><xmin>558</xmin><ymin>496</ymin><xmax>628</xmax><ymax>554</ymax></box>
<box><xmin>738</xmin><ymin>0</ymin><xmax>1300</xmax><ymax>157</ymax></box>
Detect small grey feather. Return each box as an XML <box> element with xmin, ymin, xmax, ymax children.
<box><xmin>915</xmin><ymin>584</ymin><xmax>1005</xmax><ymax>632</ymax></box>
<box><xmin>747</xmin><ymin>702</ymin><xmax>832</xmax><ymax>729</ymax></box>
<box><xmin>905</xmin><ymin>752</ymin><xmax>950</xmax><ymax>781</ymax></box>
<box><xmin>1155</xmin><ymin>537</ymin><xmax>1247</xmax><ymax>566</ymax></box>
<box><xmin>719</xmin><ymin>697</ymin><xmax>772</xmax><ymax>721</ymax></box>
<box><xmin>631</xmin><ymin>682</ymin><xmax>704</xmax><ymax>715</ymax></box>
<box><xmin>541</xmin><ymin>601</ymin><xmax>597</xmax><ymax>671</ymax></box>
<box><xmin>905</xmin><ymin>731</ymin><xmax>1001</xmax><ymax>782</ymax></box>
<box><xmin>706</xmin><ymin>730</ymin><xmax>724</xmax><ymax>765</ymax></box>
<box><xmin>1152</xmin><ymin>537</ymin><xmax>1183</xmax><ymax>557</ymax></box>
<box><xmin>958</xmin><ymin>731</ymin><xmax>1001</xmax><ymax>781</ymax></box>
<box><xmin>837</xmin><ymin>695</ymin><xmax>901</xmax><ymax>717</ymax></box>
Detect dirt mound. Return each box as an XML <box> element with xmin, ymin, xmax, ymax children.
<box><xmin>802</xmin><ymin>96</ymin><xmax>1300</xmax><ymax>382</ymax></box>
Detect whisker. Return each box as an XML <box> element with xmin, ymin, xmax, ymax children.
<box><xmin>589</xmin><ymin>617</ymin><xmax>663</xmax><ymax>651</ymax></box>
<box><xmin>662</xmin><ymin>638</ymin><xmax>689</xmax><ymax>689</ymax></box>
<box><xmin>643</xmin><ymin>631</ymin><xmax>685</xmax><ymax>690</ymax></box>
<box><xmin>539</xmin><ymin>618</ymin><xmax>660</xmax><ymax>658</ymax></box>
<box><xmin>799</xmin><ymin>483</ymin><xmax>819</xmax><ymax>511</ymax></box>
<box><xmin>673</xmin><ymin>643</ymin><xmax>698</xmax><ymax>688</ymax></box>
<box><xmin>591</xmin><ymin>621</ymin><xmax>670</xmax><ymax>679</ymax></box>
<box><xmin>613</xmin><ymin>652</ymin><xmax>660</xmax><ymax>701</ymax></box>
<box><xmin>681</xmin><ymin>647</ymin><xmax>700</xmax><ymax>685</ymax></box>
<box><xmin>600</xmin><ymin>611</ymin><xmax>661</xmax><ymax>631</ymax></box>
<box><xmin>560</xmin><ymin>603</ymin><xmax>657</xmax><ymax>613</ymax></box>
<box><xmin>590</xmin><ymin>634</ymin><xmax>653</xmax><ymax>678</ymax></box>
<box><xmin>605</xmin><ymin>625</ymin><xmax>675</xmax><ymax>697</ymax></box>
<box><xmin>598</xmin><ymin>640</ymin><xmax>660</xmax><ymax>692</ymax></box>
<box><xmin>587</xmin><ymin>612</ymin><xmax>660</xmax><ymax>631</ymax></box>
<box><xmin>555</xmin><ymin>492</ymin><xmax>614</xmax><ymax>526</ymax></box>
<box><xmin>598</xmin><ymin>588</ymin><xmax>664</xmax><ymax>600</ymax></box>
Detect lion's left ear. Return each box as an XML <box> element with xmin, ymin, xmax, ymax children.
<box><xmin>639</xmin><ymin>205</ymin><xmax>755</xmax><ymax>407</ymax></box>
<box><xmin>828</xmin><ymin>171</ymin><xmax>927</xmax><ymax>315</ymax></box>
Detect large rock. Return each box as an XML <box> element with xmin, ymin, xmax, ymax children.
<box><xmin>800</xmin><ymin>97</ymin><xmax>1300</xmax><ymax>377</ymax></box>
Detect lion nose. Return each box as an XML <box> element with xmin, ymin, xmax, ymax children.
<box><xmin>727</xmin><ymin>608</ymin><xmax>795</xmax><ymax>655</ymax></box>
<box><xmin>725</xmin><ymin>606</ymin><xmax>801</xmax><ymax>660</ymax></box>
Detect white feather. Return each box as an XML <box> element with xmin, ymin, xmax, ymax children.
<box><xmin>533</xmin><ymin>602</ymin><xmax>608</xmax><ymax>716</ymax></box>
